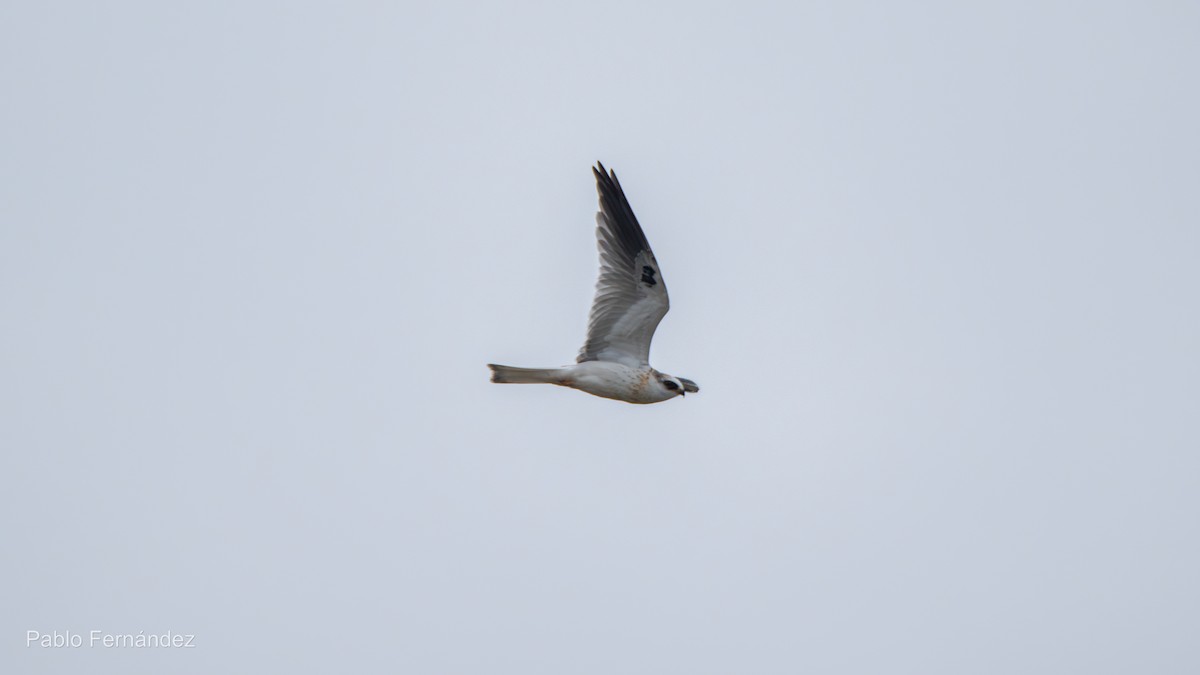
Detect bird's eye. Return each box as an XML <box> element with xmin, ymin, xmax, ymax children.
<box><xmin>663</xmin><ymin>380</ymin><xmax>679</xmax><ymax>391</ymax></box>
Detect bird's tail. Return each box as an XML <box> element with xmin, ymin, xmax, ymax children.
<box><xmin>487</xmin><ymin>364</ymin><xmax>563</xmax><ymax>385</ymax></box>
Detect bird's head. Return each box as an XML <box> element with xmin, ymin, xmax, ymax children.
<box><xmin>656</xmin><ymin>373</ymin><xmax>700</xmax><ymax>399</ymax></box>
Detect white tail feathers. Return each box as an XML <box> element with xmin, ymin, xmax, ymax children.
<box><xmin>487</xmin><ymin>364</ymin><xmax>562</xmax><ymax>385</ymax></box>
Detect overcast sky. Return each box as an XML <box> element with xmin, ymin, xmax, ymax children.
<box><xmin>2</xmin><ymin>2</ymin><xmax>1198</xmax><ymax>673</ymax></box>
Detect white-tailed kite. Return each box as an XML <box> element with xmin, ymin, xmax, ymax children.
<box><xmin>488</xmin><ymin>162</ymin><xmax>698</xmax><ymax>404</ymax></box>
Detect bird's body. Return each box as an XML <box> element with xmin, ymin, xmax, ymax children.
<box><xmin>490</xmin><ymin>361</ymin><xmax>683</xmax><ymax>404</ymax></box>
<box><xmin>488</xmin><ymin>162</ymin><xmax>699</xmax><ymax>404</ymax></box>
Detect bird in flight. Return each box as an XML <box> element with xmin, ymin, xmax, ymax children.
<box><xmin>488</xmin><ymin>162</ymin><xmax>699</xmax><ymax>404</ymax></box>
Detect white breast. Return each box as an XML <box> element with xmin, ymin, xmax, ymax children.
<box><xmin>562</xmin><ymin>361</ymin><xmax>670</xmax><ymax>404</ymax></box>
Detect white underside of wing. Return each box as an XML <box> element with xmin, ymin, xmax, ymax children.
<box><xmin>588</xmin><ymin>295</ymin><xmax>668</xmax><ymax>366</ymax></box>
<box><xmin>577</xmin><ymin>163</ymin><xmax>672</xmax><ymax>368</ymax></box>
<box><xmin>579</xmin><ymin>249</ymin><xmax>669</xmax><ymax>367</ymax></box>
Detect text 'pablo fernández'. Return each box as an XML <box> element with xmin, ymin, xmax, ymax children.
<box><xmin>27</xmin><ymin>630</ymin><xmax>196</xmax><ymax>648</ymax></box>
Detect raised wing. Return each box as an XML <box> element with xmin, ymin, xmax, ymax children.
<box><xmin>577</xmin><ymin>162</ymin><xmax>670</xmax><ymax>367</ymax></box>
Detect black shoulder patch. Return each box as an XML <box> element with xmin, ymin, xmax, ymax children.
<box><xmin>641</xmin><ymin>265</ymin><xmax>657</xmax><ymax>286</ymax></box>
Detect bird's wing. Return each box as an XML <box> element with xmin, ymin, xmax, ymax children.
<box><xmin>576</xmin><ymin>162</ymin><xmax>670</xmax><ymax>367</ymax></box>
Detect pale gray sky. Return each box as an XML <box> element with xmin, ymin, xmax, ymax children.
<box><xmin>2</xmin><ymin>1</ymin><xmax>1198</xmax><ymax>673</ymax></box>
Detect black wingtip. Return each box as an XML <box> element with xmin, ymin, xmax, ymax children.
<box><xmin>590</xmin><ymin>160</ymin><xmax>650</xmax><ymax>253</ymax></box>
